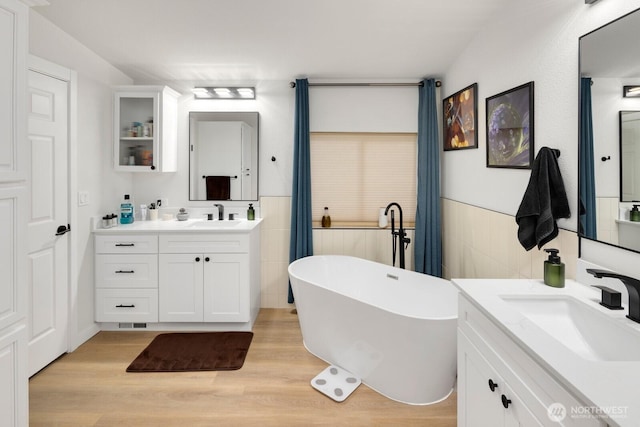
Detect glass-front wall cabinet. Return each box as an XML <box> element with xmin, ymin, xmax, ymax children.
<box><xmin>114</xmin><ymin>86</ymin><xmax>179</xmax><ymax>172</ymax></box>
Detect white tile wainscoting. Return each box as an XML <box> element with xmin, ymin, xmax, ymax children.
<box><xmin>258</xmin><ymin>196</ymin><xmax>579</xmax><ymax>309</ymax></box>
<box><xmin>596</xmin><ymin>197</ymin><xmax>619</xmax><ymax>247</ymax></box>
<box><xmin>259</xmin><ymin>196</ymin><xmax>414</xmax><ymax>308</ymax></box>
<box><xmin>442</xmin><ymin>198</ymin><xmax>578</xmax><ymax>282</ymax></box>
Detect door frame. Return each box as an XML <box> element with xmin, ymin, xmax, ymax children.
<box><xmin>27</xmin><ymin>55</ymin><xmax>80</xmax><ymax>352</ymax></box>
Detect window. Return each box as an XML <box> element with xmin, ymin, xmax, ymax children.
<box><xmin>310</xmin><ymin>132</ymin><xmax>417</xmax><ymax>226</ymax></box>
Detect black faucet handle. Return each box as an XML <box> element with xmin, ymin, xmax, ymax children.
<box><xmin>592</xmin><ymin>285</ymin><xmax>624</xmax><ymax>310</ymax></box>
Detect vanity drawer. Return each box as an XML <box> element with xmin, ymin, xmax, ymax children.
<box><xmin>95</xmin><ymin>254</ymin><xmax>158</xmax><ymax>288</ymax></box>
<box><xmin>159</xmin><ymin>234</ymin><xmax>249</xmax><ymax>253</ymax></box>
<box><xmin>95</xmin><ymin>234</ymin><xmax>158</xmax><ymax>254</ymax></box>
<box><xmin>95</xmin><ymin>289</ymin><xmax>158</xmax><ymax>322</ymax></box>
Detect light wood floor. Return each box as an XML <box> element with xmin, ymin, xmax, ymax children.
<box><xmin>29</xmin><ymin>309</ymin><xmax>456</xmax><ymax>426</ymax></box>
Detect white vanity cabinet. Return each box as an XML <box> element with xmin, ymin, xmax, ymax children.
<box><xmin>457</xmin><ymin>294</ymin><xmax>605</xmax><ymax>427</ymax></box>
<box><xmin>158</xmin><ymin>234</ymin><xmax>250</xmax><ymax>323</ymax></box>
<box><xmin>113</xmin><ymin>85</ymin><xmax>179</xmax><ymax>172</ymax></box>
<box><xmin>94</xmin><ymin>234</ymin><xmax>159</xmax><ymax>322</ymax></box>
<box><xmin>458</xmin><ymin>330</ymin><xmax>540</xmax><ymax>426</ymax></box>
<box><xmin>94</xmin><ymin>220</ymin><xmax>262</xmax><ymax>330</ymax></box>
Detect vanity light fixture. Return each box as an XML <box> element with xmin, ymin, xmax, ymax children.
<box><xmin>623</xmin><ymin>85</ymin><xmax>640</xmax><ymax>97</ymax></box>
<box><xmin>192</xmin><ymin>87</ymin><xmax>256</xmax><ymax>99</ymax></box>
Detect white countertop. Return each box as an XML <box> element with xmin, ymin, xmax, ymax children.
<box><xmin>452</xmin><ymin>278</ymin><xmax>640</xmax><ymax>427</ymax></box>
<box><xmin>615</xmin><ymin>219</ymin><xmax>640</xmax><ymax>227</ymax></box>
<box><xmin>93</xmin><ymin>217</ymin><xmax>262</xmax><ymax>234</ymax></box>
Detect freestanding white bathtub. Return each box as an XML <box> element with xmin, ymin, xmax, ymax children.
<box><xmin>288</xmin><ymin>255</ymin><xmax>458</xmax><ymax>405</ymax></box>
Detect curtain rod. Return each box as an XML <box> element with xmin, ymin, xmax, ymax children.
<box><xmin>289</xmin><ymin>81</ymin><xmax>441</xmax><ymax>88</ymax></box>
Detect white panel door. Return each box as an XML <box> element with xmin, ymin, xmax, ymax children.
<box><xmin>27</xmin><ymin>69</ymin><xmax>69</xmax><ymax>376</ymax></box>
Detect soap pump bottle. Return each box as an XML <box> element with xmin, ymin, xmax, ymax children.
<box><xmin>543</xmin><ymin>248</ymin><xmax>565</xmax><ymax>288</ymax></box>
<box><xmin>631</xmin><ymin>205</ymin><xmax>640</xmax><ymax>222</ymax></box>
<box><xmin>321</xmin><ymin>207</ymin><xmax>331</xmax><ymax>228</ymax></box>
<box><xmin>247</xmin><ymin>203</ymin><xmax>255</xmax><ymax>220</ymax></box>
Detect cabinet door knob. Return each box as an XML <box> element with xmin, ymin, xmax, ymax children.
<box><xmin>501</xmin><ymin>394</ymin><xmax>512</xmax><ymax>409</ymax></box>
<box><xmin>205</xmin><ymin>257</ymin><xmax>210</xmax><ymax>262</ymax></box>
<box><xmin>195</xmin><ymin>257</ymin><xmax>201</xmax><ymax>262</ymax></box>
<box><xmin>150</xmin><ymin>165</ymin><xmax>156</xmax><ymax>170</ymax></box>
<box><xmin>488</xmin><ymin>379</ymin><xmax>498</xmax><ymax>392</ymax></box>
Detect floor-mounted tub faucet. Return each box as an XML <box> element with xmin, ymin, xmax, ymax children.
<box><xmin>587</xmin><ymin>269</ymin><xmax>640</xmax><ymax>323</ymax></box>
<box><xmin>384</xmin><ymin>202</ymin><xmax>411</xmax><ymax>269</ymax></box>
<box><xmin>214</xmin><ymin>203</ymin><xmax>224</xmax><ymax>220</ymax></box>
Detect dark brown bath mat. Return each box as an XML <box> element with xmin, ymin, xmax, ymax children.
<box><xmin>126</xmin><ymin>332</ymin><xmax>253</xmax><ymax>372</ymax></box>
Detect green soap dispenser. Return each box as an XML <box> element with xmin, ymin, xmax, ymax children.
<box><xmin>544</xmin><ymin>248</ymin><xmax>565</xmax><ymax>288</ymax></box>
<box><xmin>631</xmin><ymin>204</ymin><xmax>640</xmax><ymax>222</ymax></box>
<box><xmin>247</xmin><ymin>203</ymin><xmax>255</xmax><ymax>221</ymax></box>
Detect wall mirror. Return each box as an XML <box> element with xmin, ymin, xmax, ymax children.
<box><xmin>620</xmin><ymin>111</ymin><xmax>640</xmax><ymax>202</ymax></box>
<box><xmin>579</xmin><ymin>8</ymin><xmax>640</xmax><ymax>253</ymax></box>
<box><xmin>189</xmin><ymin>112</ymin><xmax>259</xmax><ymax>201</ymax></box>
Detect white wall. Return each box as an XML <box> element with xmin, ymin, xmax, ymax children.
<box><xmin>131</xmin><ymin>81</ymin><xmax>423</xmax><ymax>209</ymax></box>
<box><xmin>309</xmin><ymin>84</ymin><xmax>419</xmax><ymax>132</ymax></box>
<box><xmin>131</xmin><ymin>80</ymin><xmax>295</xmax><ymax>210</ymax></box>
<box><xmin>443</xmin><ymin>0</ymin><xmax>640</xmax><ymax>275</ymax></box>
<box><xmin>443</xmin><ymin>0</ymin><xmax>640</xmax><ymax>230</ymax></box>
<box><xmin>29</xmin><ymin>10</ymin><xmax>133</xmax><ymax>347</ymax></box>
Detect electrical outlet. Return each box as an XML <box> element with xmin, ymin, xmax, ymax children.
<box><xmin>78</xmin><ymin>191</ymin><xmax>90</xmax><ymax>206</ymax></box>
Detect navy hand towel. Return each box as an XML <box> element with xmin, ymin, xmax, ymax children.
<box><xmin>516</xmin><ymin>147</ymin><xmax>570</xmax><ymax>251</ymax></box>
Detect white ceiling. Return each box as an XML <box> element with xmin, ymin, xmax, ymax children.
<box><xmin>34</xmin><ymin>0</ymin><xmax>514</xmax><ymax>90</ymax></box>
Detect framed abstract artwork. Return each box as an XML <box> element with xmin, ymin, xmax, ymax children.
<box><xmin>443</xmin><ymin>83</ymin><xmax>478</xmax><ymax>151</ymax></box>
<box><xmin>486</xmin><ymin>81</ymin><xmax>534</xmax><ymax>169</ymax></box>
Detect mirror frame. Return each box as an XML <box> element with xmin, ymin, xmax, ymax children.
<box><xmin>188</xmin><ymin>111</ymin><xmax>259</xmax><ymax>202</ymax></box>
<box><xmin>619</xmin><ymin>110</ymin><xmax>640</xmax><ymax>203</ymax></box>
<box><xmin>578</xmin><ymin>7</ymin><xmax>640</xmax><ymax>255</ymax></box>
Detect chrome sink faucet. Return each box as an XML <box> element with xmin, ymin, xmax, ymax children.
<box><xmin>214</xmin><ymin>203</ymin><xmax>224</xmax><ymax>220</ymax></box>
<box><xmin>587</xmin><ymin>269</ymin><xmax>640</xmax><ymax>323</ymax></box>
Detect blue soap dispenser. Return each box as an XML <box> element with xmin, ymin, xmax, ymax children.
<box><xmin>543</xmin><ymin>248</ymin><xmax>565</xmax><ymax>288</ymax></box>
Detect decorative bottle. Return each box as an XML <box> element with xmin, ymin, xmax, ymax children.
<box><xmin>247</xmin><ymin>203</ymin><xmax>255</xmax><ymax>220</ymax></box>
<box><xmin>631</xmin><ymin>205</ymin><xmax>640</xmax><ymax>222</ymax></box>
<box><xmin>543</xmin><ymin>248</ymin><xmax>565</xmax><ymax>288</ymax></box>
<box><xmin>321</xmin><ymin>207</ymin><xmax>331</xmax><ymax>228</ymax></box>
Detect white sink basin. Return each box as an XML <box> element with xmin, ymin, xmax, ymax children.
<box><xmin>188</xmin><ymin>220</ymin><xmax>243</xmax><ymax>228</ymax></box>
<box><xmin>500</xmin><ymin>295</ymin><xmax>640</xmax><ymax>362</ymax></box>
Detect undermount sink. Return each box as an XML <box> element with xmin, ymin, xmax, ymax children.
<box><xmin>188</xmin><ymin>220</ymin><xmax>243</xmax><ymax>228</ymax></box>
<box><xmin>500</xmin><ymin>295</ymin><xmax>640</xmax><ymax>362</ymax></box>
